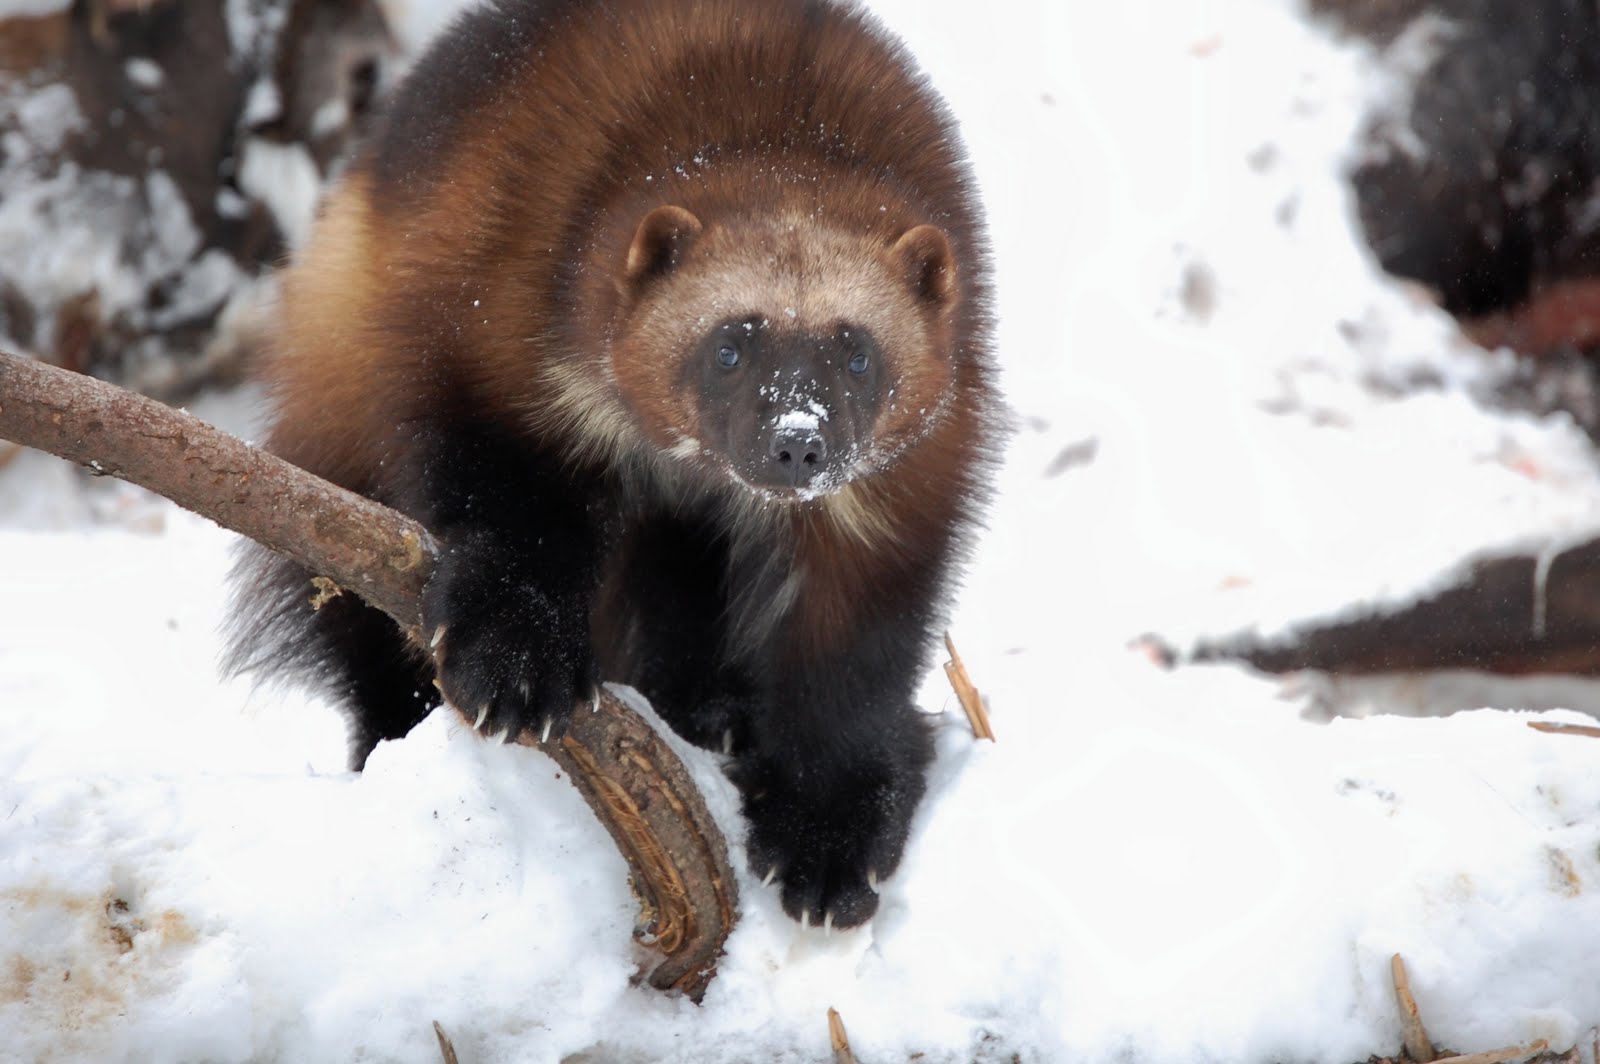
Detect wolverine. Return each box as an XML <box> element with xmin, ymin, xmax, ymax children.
<box><xmin>230</xmin><ymin>0</ymin><xmax>999</xmax><ymax>929</ymax></box>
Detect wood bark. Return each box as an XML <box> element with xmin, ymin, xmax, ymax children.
<box><xmin>1191</xmin><ymin>539</ymin><xmax>1600</xmax><ymax>679</ymax></box>
<box><xmin>0</xmin><ymin>348</ymin><xmax>737</xmax><ymax>1000</ymax></box>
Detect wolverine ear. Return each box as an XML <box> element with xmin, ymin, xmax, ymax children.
<box><xmin>623</xmin><ymin>205</ymin><xmax>703</xmax><ymax>291</ymax></box>
<box><xmin>890</xmin><ymin>224</ymin><xmax>957</xmax><ymax>310</ymax></box>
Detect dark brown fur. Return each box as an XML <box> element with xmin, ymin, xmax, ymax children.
<box><xmin>232</xmin><ymin>0</ymin><xmax>998</xmax><ymax>928</ymax></box>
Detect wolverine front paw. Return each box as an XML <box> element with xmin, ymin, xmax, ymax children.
<box><xmin>422</xmin><ymin>541</ymin><xmax>597</xmax><ymax>744</ymax></box>
<box><xmin>738</xmin><ymin>762</ymin><xmax>923</xmax><ymax>929</ymax></box>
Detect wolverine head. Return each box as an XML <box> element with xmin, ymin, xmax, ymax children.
<box><xmin>609</xmin><ymin>205</ymin><xmax>961</xmax><ymax>499</ymax></box>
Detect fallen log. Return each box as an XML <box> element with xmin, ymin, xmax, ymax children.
<box><xmin>1190</xmin><ymin>537</ymin><xmax>1600</xmax><ymax>679</ymax></box>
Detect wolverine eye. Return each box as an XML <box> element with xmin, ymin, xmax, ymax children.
<box><xmin>716</xmin><ymin>345</ymin><xmax>740</xmax><ymax>368</ymax></box>
<box><xmin>847</xmin><ymin>350</ymin><xmax>869</xmax><ymax>374</ymax></box>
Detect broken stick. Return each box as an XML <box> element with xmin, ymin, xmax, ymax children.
<box><xmin>1528</xmin><ymin>721</ymin><xmax>1600</xmax><ymax>739</ymax></box>
<box><xmin>944</xmin><ymin>631</ymin><xmax>995</xmax><ymax>741</ymax></box>
<box><xmin>828</xmin><ymin>1007</ymin><xmax>858</xmax><ymax>1064</ymax></box>
<box><xmin>1392</xmin><ymin>953</ymin><xmax>1436</xmax><ymax>1063</ymax></box>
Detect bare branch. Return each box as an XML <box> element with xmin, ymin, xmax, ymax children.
<box><xmin>0</xmin><ymin>348</ymin><xmax>432</xmax><ymax>635</ymax></box>
<box><xmin>0</xmin><ymin>348</ymin><xmax>737</xmax><ymax>999</ymax></box>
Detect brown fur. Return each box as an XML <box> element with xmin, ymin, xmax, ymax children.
<box><xmin>261</xmin><ymin>0</ymin><xmax>996</xmax><ymax>662</ymax></box>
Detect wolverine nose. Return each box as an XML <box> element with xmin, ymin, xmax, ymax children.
<box><xmin>768</xmin><ymin>429</ymin><xmax>828</xmax><ymax>486</ymax></box>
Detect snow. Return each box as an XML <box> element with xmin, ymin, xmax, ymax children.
<box><xmin>5</xmin><ymin>1</ymin><xmax>1600</xmax><ymax>1062</ymax></box>
<box><xmin>376</xmin><ymin>0</ymin><xmax>484</xmax><ymax>56</ymax></box>
<box><xmin>0</xmin><ymin>85</ymin><xmax>245</xmax><ymax>374</ymax></box>
<box><xmin>775</xmin><ymin>405</ymin><xmax>827</xmax><ymax>433</ymax></box>
<box><xmin>222</xmin><ymin>0</ymin><xmax>288</xmax><ymax>59</ymax></box>
<box><xmin>122</xmin><ymin>59</ymin><xmax>164</xmax><ymax>93</ymax></box>
<box><xmin>236</xmin><ymin>138</ymin><xmax>322</xmax><ymax>250</ymax></box>
<box><xmin>6</xmin><ymin>83</ymin><xmax>83</xmax><ymax>154</ymax></box>
<box><xmin>0</xmin><ymin>0</ymin><xmax>71</xmax><ymax>16</ymax></box>
<box><xmin>241</xmin><ymin>77</ymin><xmax>284</xmax><ymax>129</ymax></box>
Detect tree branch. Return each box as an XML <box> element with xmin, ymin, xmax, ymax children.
<box><xmin>0</xmin><ymin>348</ymin><xmax>737</xmax><ymax>1000</ymax></box>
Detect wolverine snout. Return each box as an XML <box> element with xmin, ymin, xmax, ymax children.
<box><xmin>767</xmin><ymin>426</ymin><xmax>829</xmax><ymax>488</ymax></box>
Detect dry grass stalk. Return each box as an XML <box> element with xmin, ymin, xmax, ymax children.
<box><xmin>1430</xmin><ymin>1041</ymin><xmax>1550</xmax><ymax>1064</ymax></box>
<box><xmin>1392</xmin><ymin>953</ymin><xmax>1435</xmax><ymax>1062</ymax></box>
<box><xmin>432</xmin><ymin>1021</ymin><xmax>460</xmax><ymax>1064</ymax></box>
<box><xmin>828</xmin><ymin>1007</ymin><xmax>857</xmax><ymax>1064</ymax></box>
<box><xmin>943</xmin><ymin>631</ymin><xmax>995</xmax><ymax>741</ymax></box>
<box><xmin>1528</xmin><ymin>721</ymin><xmax>1600</xmax><ymax>739</ymax></box>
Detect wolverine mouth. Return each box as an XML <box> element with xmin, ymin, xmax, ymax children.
<box><xmin>730</xmin><ymin>456</ymin><xmax>862</xmax><ymax>503</ymax></box>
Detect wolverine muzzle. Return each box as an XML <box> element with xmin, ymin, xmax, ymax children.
<box><xmin>768</xmin><ymin>427</ymin><xmax>828</xmax><ymax>488</ymax></box>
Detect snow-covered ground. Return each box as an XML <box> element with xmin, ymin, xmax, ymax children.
<box><xmin>6</xmin><ymin>1</ymin><xmax>1600</xmax><ymax>1061</ymax></box>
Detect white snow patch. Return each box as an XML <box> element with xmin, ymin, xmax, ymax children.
<box><xmin>8</xmin><ymin>82</ymin><xmax>84</xmax><ymax>153</ymax></box>
<box><xmin>150</xmin><ymin>249</ymin><xmax>244</xmax><ymax>330</ymax></box>
<box><xmin>144</xmin><ymin>169</ymin><xmax>201</xmax><ymax>266</ymax></box>
<box><xmin>311</xmin><ymin>98</ymin><xmax>351</xmax><ymax>139</ymax></box>
<box><xmin>241</xmin><ymin>77</ymin><xmax>283</xmax><ymax>128</ymax></box>
<box><xmin>0</xmin><ymin>167</ymin><xmax>148</xmax><ymax>329</ymax></box>
<box><xmin>123</xmin><ymin>58</ymin><xmax>164</xmax><ymax>91</ymax></box>
<box><xmin>222</xmin><ymin>0</ymin><xmax>281</xmax><ymax>57</ymax></box>
<box><xmin>237</xmin><ymin>137</ymin><xmax>321</xmax><ymax>249</ymax></box>
<box><xmin>1</xmin><ymin>0</ymin><xmax>71</xmax><ymax>16</ymax></box>
<box><xmin>376</xmin><ymin>0</ymin><xmax>488</xmax><ymax>54</ymax></box>
<box><xmin>214</xmin><ymin>185</ymin><xmax>252</xmax><ymax>220</ymax></box>
<box><xmin>775</xmin><ymin>409</ymin><xmax>820</xmax><ymax>432</ymax></box>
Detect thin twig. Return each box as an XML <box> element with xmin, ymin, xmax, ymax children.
<box><xmin>432</xmin><ymin>1021</ymin><xmax>460</xmax><ymax>1064</ymax></box>
<box><xmin>944</xmin><ymin>631</ymin><xmax>995</xmax><ymax>741</ymax></box>
<box><xmin>1528</xmin><ymin>721</ymin><xmax>1600</xmax><ymax>739</ymax></box>
<box><xmin>1392</xmin><ymin>953</ymin><xmax>1435</xmax><ymax>1063</ymax></box>
<box><xmin>828</xmin><ymin>1007</ymin><xmax>857</xmax><ymax>1064</ymax></box>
